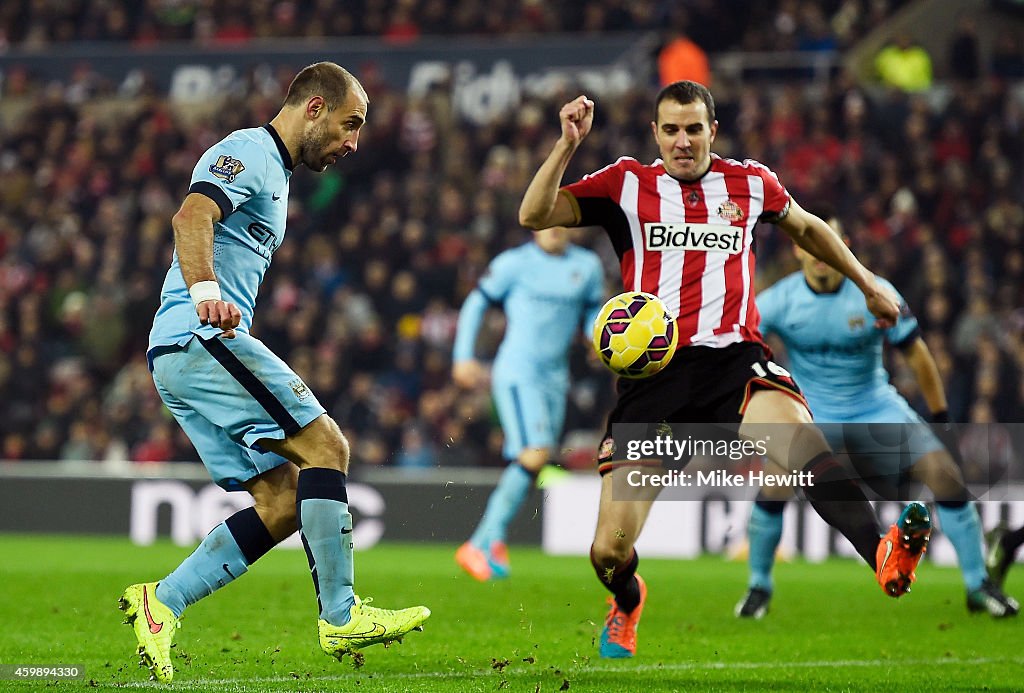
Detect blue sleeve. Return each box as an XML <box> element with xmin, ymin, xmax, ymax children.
<box><xmin>879</xmin><ymin>277</ymin><xmax>920</xmax><ymax>347</ymax></box>
<box><xmin>476</xmin><ymin>252</ymin><xmax>517</xmax><ymax>304</ymax></box>
<box><xmin>757</xmin><ymin>282</ymin><xmax>783</xmax><ymax>337</ymax></box>
<box><xmin>452</xmin><ymin>290</ymin><xmax>490</xmax><ymax>363</ymax></box>
<box><xmin>189</xmin><ymin>135</ymin><xmax>269</xmax><ymax>220</ymax></box>
<box><xmin>582</xmin><ymin>255</ymin><xmax>606</xmax><ymax>337</ymax></box>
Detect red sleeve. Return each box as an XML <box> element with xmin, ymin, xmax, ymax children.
<box><xmin>745</xmin><ymin>159</ymin><xmax>791</xmax><ymax>223</ymax></box>
<box><xmin>562</xmin><ymin>157</ymin><xmax>631</xmax><ymax>225</ymax></box>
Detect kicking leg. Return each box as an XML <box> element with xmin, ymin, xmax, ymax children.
<box><xmin>261</xmin><ymin>414</ymin><xmax>430</xmax><ymax>657</ymax></box>
<box><xmin>741</xmin><ymin>390</ymin><xmax>930</xmax><ymax>597</ymax></box>
<box><xmin>741</xmin><ymin>391</ymin><xmax>884</xmax><ymax>567</ymax></box>
<box><xmin>590</xmin><ymin>468</ymin><xmax>659</xmax><ymax>658</ymax></box>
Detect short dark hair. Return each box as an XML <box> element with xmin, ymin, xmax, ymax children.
<box><xmin>654</xmin><ymin>80</ymin><xmax>715</xmax><ymax>124</ymax></box>
<box><xmin>803</xmin><ymin>201</ymin><xmax>839</xmax><ymax>223</ymax></box>
<box><xmin>283</xmin><ymin>62</ymin><xmax>363</xmax><ymax>111</ymax></box>
<box><xmin>803</xmin><ymin>201</ymin><xmax>847</xmax><ymax>241</ymax></box>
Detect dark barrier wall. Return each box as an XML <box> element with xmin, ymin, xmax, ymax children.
<box><xmin>6</xmin><ymin>466</ymin><xmax>1023</xmax><ymax>568</ymax></box>
<box><xmin>0</xmin><ymin>468</ymin><xmax>543</xmax><ymax>547</ymax></box>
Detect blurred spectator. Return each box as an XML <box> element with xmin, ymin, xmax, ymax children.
<box><xmin>394</xmin><ymin>422</ymin><xmax>439</xmax><ymax>469</ymax></box>
<box><xmin>958</xmin><ymin>399</ymin><xmax>1014</xmax><ymax>486</ymax></box>
<box><xmin>874</xmin><ymin>33</ymin><xmax>933</xmax><ymax>92</ymax></box>
<box><xmin>948</xmin><ymin>15</ymin><xmax>980</xmax><ymax>83</ymax></box>
<box><xmin>382</xmin><ymin>5</ymin><xmax>420</xmax><ymax>44</ymax></box>
<box><xmin>991</xmin><ymin>28</ymin><xmax>1024</xmax><ymax>79</ymax></box>
<box><xmin>60</xmin><ymin>420</ymin><xmax>97</xmax><ymax>461</ymax></box>
<box><xmin>131</xmin><ymin>420</ymin><xmax>177</xmax><ymax>463</ymax></box>
<box><xmin>657</xmin><ymin>24</ymin><xmax>711</xmax><ymax>87</ymax></box>
<box><xmin>952</xmin><ymin>296</ymin><xmax>1001</xmax><ymax>357</ymax></box>
<box><xmin>796</xmin><ymin>4</ymin><xmax>837</xmax><ymax>53</ymax></box>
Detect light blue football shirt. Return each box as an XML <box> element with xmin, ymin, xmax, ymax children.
<box><xmin>757</xmin><ymin>273</ymin><xmax>919</xmax><ymax>420</ymax></box>
<box><xmin>148</xmin><ymin>125</ymin><xmax>293</xmax><ymax>364</ymax></box>
<box><xmin>453</xmin><ymin>241</ymin><xmax>606</xmax><ymax>385</ymax></box>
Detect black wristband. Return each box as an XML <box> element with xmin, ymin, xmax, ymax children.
<box><xmin>930</xmin><ymin>410</ymin><xmax>950</xmax><ymax>424</ymax></box>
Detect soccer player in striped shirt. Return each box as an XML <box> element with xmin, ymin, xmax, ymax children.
<box><xmin>520</xmin><ymin>80</ymin><xmax>931</xmax><ymax>658</ymax></box>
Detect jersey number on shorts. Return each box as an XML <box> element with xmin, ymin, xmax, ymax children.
<box><xmin>750</xmin><ymin>361</ymin><xmax>792</xmax><ymax>379</ymax></box>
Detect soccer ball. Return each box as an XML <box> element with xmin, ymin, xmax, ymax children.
<box><xmin>592</xmin><ymin>291</ymin><xmax>678</xmax><ymax>378</ymax></box>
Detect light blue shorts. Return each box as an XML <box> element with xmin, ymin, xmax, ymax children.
<box><xmin>491</xmin><ymin>378</ymin><xmax>567</xmax><ymax>461</ymax></box>
<box><xmin>818</xmin><ymin>397</ymin><xmax>944</xmax><ymax>477</ymax></box>
<box><xmin>151</xmin><ymin>333</ymin><xmax>326</xmax><ymax>491</ymax></box>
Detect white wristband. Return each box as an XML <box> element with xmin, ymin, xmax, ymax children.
<box><xmin>189</xmin><ymin>280</ymin><xmax>222</xmax><ymax>306</ymax></box>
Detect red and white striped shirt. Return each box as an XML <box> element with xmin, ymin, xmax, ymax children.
<box><xmin>563</xmin><ymin>154</ymin><xmax>790</xmax><ymax>349</ymax></box>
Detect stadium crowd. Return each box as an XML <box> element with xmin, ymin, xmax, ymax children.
<box><xmin>0</xmin><ymin>7</ymin><xmax>1021</xmax><ymax>476</ymax></box>
<box><xmin>0</xmin><ymin>0</ymin><xmax>908</xmax><ymax>52</ymax></box>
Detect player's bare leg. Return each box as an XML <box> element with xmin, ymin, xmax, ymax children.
<box><xmin>590</xmin><ymin>467</ymin><xmax>659</xmax><ymax>657</ymax></box>
<box><xmin>245</xmin><ymin>463</ymin><xmax>300</xmax><ymax>540</ymax></box>
<box><xmin>741</xmin><ymin>389</ymin><xmax>930</xmax><ymax>597</ymax></box>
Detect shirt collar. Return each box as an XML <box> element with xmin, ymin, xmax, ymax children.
<box><xmin>804</xmin><ymin>276</ymin><xmax>846</xmax><ymax>295</ymax></box>
<box><xmin>263</xmin><ymin>123</ymin><xmax>295</xmax><ymax>171</ymax></box>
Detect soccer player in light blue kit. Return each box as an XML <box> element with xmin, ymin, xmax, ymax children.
<box><xmin>453</xmin><ymin>226</ymin><xmax>605</xmax><ymax>581</ymax></box>
<box><xmin>117</xmin><ymin>63</ymin><xmax>429</xmax><ymax>684</ymax></box>
<box><xmin>736</xmin><ymin>205</ymin><xmax>1018</xmax><ymax>619</ymax></box>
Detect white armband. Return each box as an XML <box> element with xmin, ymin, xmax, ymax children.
<box><xmin>189</xmin><ymin>280</ymin><xmax>222</xmax><ymax>306</ymax></box>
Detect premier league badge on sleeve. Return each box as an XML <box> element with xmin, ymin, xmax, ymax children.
<box><xmin>209</xmin><ymin>155</ymin><xmax>246</xmax><ymax>183</ymax></box>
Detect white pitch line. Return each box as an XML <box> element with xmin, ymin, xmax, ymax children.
<box><xmin>111</xmin><ymin>656</ymin><xmax>1024</xmax><ymax>689</ymax></box>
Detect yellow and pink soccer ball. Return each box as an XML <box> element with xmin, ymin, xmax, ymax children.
<box><xmin>592</xmin><ymin>291</ymin><xmax>678</xmax><ymax>378</ymax></box>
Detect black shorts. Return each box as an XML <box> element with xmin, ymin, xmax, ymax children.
<box><xmin>596</xmin><ymin>341</ymin><xmax>806</xmax><ymax>474</ymax></box>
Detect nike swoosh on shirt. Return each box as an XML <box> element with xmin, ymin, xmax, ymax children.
<box><xmin>272</xmin><ymin>193</ymin><xmax>281</xmax><ymax>201</ymax></box>
<box><xmin>143</xmin><ymin>586</ymin><xmax>164</xmax><ymax>635</ymax></box>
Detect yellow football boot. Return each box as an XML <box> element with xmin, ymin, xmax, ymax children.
<box><xmin>319</xmin><ymin>596</ymin><xmax>430</xmax><ymax>659</ymax></box>
<box><xmin>118</xmin><ymin>583</ymin><xmax>179</xmax><ymax>683</ymax></box>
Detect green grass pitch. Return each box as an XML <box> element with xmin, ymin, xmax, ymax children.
<box><xmin>1</xmin><ymin>534</ymin><xmax>1022</xmax><ymax>692</ymax></box>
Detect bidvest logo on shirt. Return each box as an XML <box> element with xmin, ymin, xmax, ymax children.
<box><xmin>644</xmin><ymin>223</ymin><xmax>743</xmax><ymax>254</ymax></box>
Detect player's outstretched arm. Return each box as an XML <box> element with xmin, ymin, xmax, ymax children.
<box><xmin>171</xmin><ymin>193</ymin><xmax>242</xmax><ymax>337</ymax></box>
<box><xmin>777</xmin><ymin>198</ymin><xmax>899</xmax><ymax>327</ymax></box>
<box><xmin>451</xmin><ymin>289</ymin><xmax>491</xmax><ymax>389</ymax></box>
<box><xmin>519</xmin><ymin>95</ymin><xmax>594</xmax><ymax>230</ymax></box>
<box><xmin>900</xmin><ymin>337</ymin><xmax>949</xmax><ymax>417</ymax></box>
<box><xmin>900</xmin><ymin>336</ymin><xmax>967</xmax><ymax>466</ymax></box>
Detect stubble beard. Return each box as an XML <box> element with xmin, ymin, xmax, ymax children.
<box><xmin>299</xmin><ymin>122</ymin><xmax>329</xmax><ymax>172</ymax></box>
